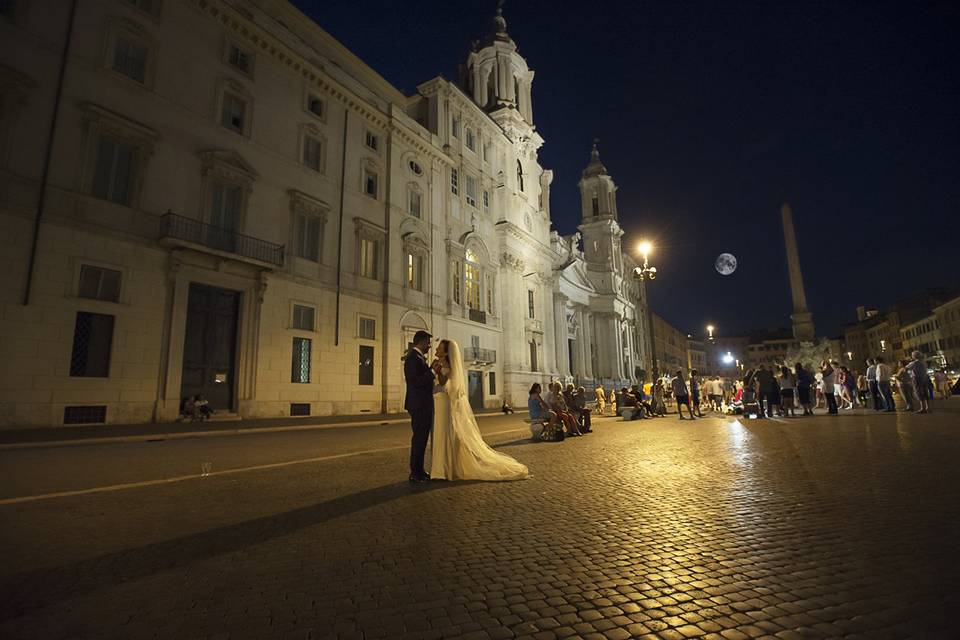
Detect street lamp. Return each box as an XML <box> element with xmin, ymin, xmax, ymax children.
<box><xmin>707</xmin><ymin>324</ymin><xmax>715</xmax><ymax>342</ymax></box>
<box><xmin>722</xmin><ymin>352</ymin><xmax>734</xmax><ymax>365</ymax></box>
<box><xmin>880</xmin><ymin>339</ymin><xmax>887</xmax><ymax>352</ymax></box>
<box><xmin>633</xmin><ymin>241</ymin><xmax>657</xmax><ymax>281</ymax></box>
<box><xmin>846</xmin><ymin>351</ymin><xmax>853</xmax><ymax>362</ymax></box>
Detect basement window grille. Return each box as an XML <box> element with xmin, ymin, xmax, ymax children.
<box><xmin>64</xmin><ymin>405</ymin><xmax>107</xmax><ymax>424</ymax></box>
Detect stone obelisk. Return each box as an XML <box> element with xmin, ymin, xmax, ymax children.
<box><xmin>781</xmin><ymin>202</ymin><xmax>815</xmax><ymax>343</ymax></box>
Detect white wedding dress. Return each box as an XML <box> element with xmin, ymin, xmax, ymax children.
<box><xmin>431</xmin><ymin>340</ymin><xmax>529</xmax><ymax>481</ymax></box>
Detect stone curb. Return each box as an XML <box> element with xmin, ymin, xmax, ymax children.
<box><xmin>0</xmin><ymin>410</ymin><xmax>530</xmax><ymax>451</ymax></box>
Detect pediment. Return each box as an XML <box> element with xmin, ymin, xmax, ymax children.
<box><xmin>200</xmin><ymin>149</ymin><xmax>258</xmax><ymax>183</ymax></box>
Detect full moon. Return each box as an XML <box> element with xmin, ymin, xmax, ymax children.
<box><xmin>715</xmin><ymin>253</ymin><xmax>738</xmax><ymax>276</ymax></box>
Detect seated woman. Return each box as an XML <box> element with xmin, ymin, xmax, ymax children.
<box><xmin>528</xmin><ymin>383</ymin><xmax>562</xmax><ymax>441</ymax></box>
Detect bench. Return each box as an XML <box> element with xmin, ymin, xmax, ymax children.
<box><xmin>621</xmin><ymin>407</ymin><xmax>637</xmax><ymax>421</ymax></box>
<box><xmin>523</xmin><ymin>417</ymin><xmax>548</xmax><ymax>439</ymax></box>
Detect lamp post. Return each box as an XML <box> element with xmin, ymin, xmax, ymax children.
<box><xmin>632</xmin><ymin>240</ymin><xmax>658</xmax><ymax>377</ymax></box>
<box><xmin>707</xmin><ymin>325</ymin><xmax>715</xmax><ymax>341</ymax></box>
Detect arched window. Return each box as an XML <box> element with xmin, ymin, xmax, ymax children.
<box><xmin>514</xmin><ymin>77</ymin><xmax>521</xmax><ymax>111</ymax></box>
<box><xmin>464</xmin><ymin>248</ymin><xmax>481</xmax><ymax>311</ymax></box>
<box><xmin>516</xmin><ymin>159</ymin><xmax>524</xmax><ymax>192</ymax></box>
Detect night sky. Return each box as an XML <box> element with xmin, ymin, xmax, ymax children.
<box><xmin>291</xmin><ymin>0</ymin><xmax>960</xmax><ymax>339</ymax></box>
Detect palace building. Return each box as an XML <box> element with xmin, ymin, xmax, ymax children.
<box><xmin>0</xmin><ymin>0</ymin><xmax>651</xmax><ymax>427</ymax></box>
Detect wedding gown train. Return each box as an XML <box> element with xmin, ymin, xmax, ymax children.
<box><xmin>430</xmin><ymin>341</ymin><xmax>529</xmax><ymax>481</ymax></box>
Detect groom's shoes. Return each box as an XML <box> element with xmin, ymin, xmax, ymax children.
<box><xmin>408</xmin><ymin>473</ymin><xmax>429</xmax><ymax>483</ymax></box>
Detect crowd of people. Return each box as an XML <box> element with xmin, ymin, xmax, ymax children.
<box><xmin>526</xmin><ymin>350</ymin><xmax>952</xmax><ymax>432</ymax></box>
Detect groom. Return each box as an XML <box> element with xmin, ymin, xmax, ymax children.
<box><xmin>404</xmin><ymin>330</ymin><xmax>440</xmax><ymax>482</ymax></box>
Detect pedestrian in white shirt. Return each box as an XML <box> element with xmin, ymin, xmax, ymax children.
<box><xmin>865</xmin><ymin>358</ymin><xmax>881</xmax><ymax>410</ymax></box>
<box><xmin>875</xmin><ymin>356</ymin><xmax>895</xmax><ymax>412</ymax></box>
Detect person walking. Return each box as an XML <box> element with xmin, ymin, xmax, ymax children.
<box><xmin>934</xmin><ymin>368</ymin><xmax>951</xmax><ymax>400</ymax></box>
<box><xmin>907</xmin><ymin>351</ymin><xmax>932</xmax><ymax>413</ymax></box>
<box><xmin>875</xmin><ymin>356</ymin><xmax>895</xmax><ymax>412</ymax></box>
<box><xmin>856</xmin><ymin>370</ymin><xmax>868</xmax><ymax>406</ymax></box>
<box><xmin>672</xmin><ymin>370</ymin><xmax>695</xmax><ymax>420</ymax></box>
<box><xmin>821</xmin><ymin>360</ymin><xmax>839</xmax><ymax>415</ymax></box>
<box><xmin>866</xmin><ymin>358</ymin><xmax>881</xmax><ymax>410</ymax></box>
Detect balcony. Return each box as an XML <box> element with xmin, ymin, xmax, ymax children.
<box><xmin>525</xmin><ymin>317</ymin><xmax>543</xmax><ymax>333</ymax></box>
<box><xmin>468</xmin><ymin>308</ymin><xmax>487</xmax><ymax>324</ymax></box>
<box><xmin>159</xmin><ymin>212</ymin><xmax>285</xmax><ymax>267</ymax></box>
<box><xmin>463</xmin><ymin>347</ymin><xmax>496</xmax><ymax>364</ymax></box>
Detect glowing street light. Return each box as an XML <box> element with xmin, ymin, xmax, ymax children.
<box><xmin>880</xmin><ymin>339</ymin><xmax>887</xmax><ymax>352</ymax></box>
<box><xmin>722</xmin><ymin>352</ymin><xmax>734</xmax><ymax>365</ymax></box>
<box><xmin>706</xmin><ymin>324</ymin><xmax>715</xmax><ymax>341</ymax></box>
<box><xmin>632</xmin><ymin>240</ymin><xmax>657</xmax><ymax>281</ymax></box>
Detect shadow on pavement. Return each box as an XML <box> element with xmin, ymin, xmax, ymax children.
<box><xmin>0</xmin><ymin>480</ymin><xmax>451</xmax><ymax>620</ymax></box>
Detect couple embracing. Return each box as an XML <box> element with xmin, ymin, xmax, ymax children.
<box><xmin>404</xmin><ymin>330</ymin><xmax>529</xmax><ymax>482</ymax></box>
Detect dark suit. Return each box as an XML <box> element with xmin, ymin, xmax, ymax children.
<box><xmin>404</xmin><ymin>348</ymin><xmax>435</xmax><ymax>477</ymax></box>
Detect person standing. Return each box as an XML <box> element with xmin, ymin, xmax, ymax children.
<box><xmin>672</xmin><ymin>370</ymin><xmax>695</xmax><ymax>420</ymax></box>
<box><xmin>403</xmin><ymin>330</ymin><xmax>437</xmax><ymax>482</ymax></box>
<box><xmin>875</xmin><ymin>356</ymin><xmax>895</xmax><ymax>412</ymax></box>
<box><xmin>795</xmin><ymin>363</ymin><xmax>814</xmax><ymax>416</ymax></box>
<box><xmin>595</xmin><ymin>384</ymin><xmax>607</xmax><ymax>414</ymax></box>
<box><xmin>689</xmin><ymin>370</ymin><xmax>704</xmax><ymax>418</ymax></box>
<box><xmin>865</xmin><ymin>358</ymin><xmax>881</xmax><ymax>410</ymax></box>
<box><xmin>934</xmin><ymin>368</ymin><xmax>951</xmax><ymax>400</ymax></box>
<box><xmin>755</xmin><ymin>365</ymin><xmax>779</xmax><ymax>418</ymax></box>
<box><xmin>856</xmin><ymin>370</ymin><xmax>868</xmax><ymax>406</ymax></box>
<box><xmin>907</xmin><ymin>351</ymin><xmax>932</xmax><ymax>413</ymax></box>
<box><xmin>821</xmin><ymin>360</ymin><xmax>839</xmax><ymax>415</ymax></box>
<box><xmin>779</xmin><ymin>366</ymin><xmax>797</xmax><ymax>417</ymax></box>
<box><xmin>895</xmin><ymin>359</ymin><xmax>919</xmax><ymax>412</ymax></box>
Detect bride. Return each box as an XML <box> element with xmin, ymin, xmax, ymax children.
<box><xmin>430</xmin><ymin>339</ymin><xmax>529</xmax><ymax>481</ymax></box>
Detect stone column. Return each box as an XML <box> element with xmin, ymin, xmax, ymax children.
<box><xmin>781</xmin><ymin>202</ymin><xmax>815</xmax><ymax>342</ymax></box>
<box><xmin>553</xmin><ymin>291</ymin><xmax>569</xmax><ymax>377</ymax></box>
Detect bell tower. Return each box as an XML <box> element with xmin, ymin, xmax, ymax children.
<box><xmin>578</xmin><ymin>141</ymin><xmax>624</xmax><ymax>292</ymax></box>
<box><xmin>461</xmin><ymin>1</ymin><xmax>535</xmax><ymax>125</ymax></box>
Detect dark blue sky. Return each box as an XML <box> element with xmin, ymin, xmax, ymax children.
<box><xmin>292</xmin><ymin>0</ymin><xmax>960</xmax><ymax>338</ymax></box>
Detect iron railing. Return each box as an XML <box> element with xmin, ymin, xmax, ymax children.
<box><xmin>468</xmin><ymin>308</ymin><xmax>487</xmax><ymax>324</ymax></box>
<box><xmin>159</xmin><ymin>212</ymin><xmax>285</xmax><ymax>267</ymax></box>
<box><xmin>463</xmin><ymin>347</ymin><xmax>496</xmax><ymax>364</ymax></box>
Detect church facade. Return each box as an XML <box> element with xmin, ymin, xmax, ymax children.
<box><xmin>0</xmin><ymin>0</ymin><xmax>650</xmax><ymax>427</ymax></box>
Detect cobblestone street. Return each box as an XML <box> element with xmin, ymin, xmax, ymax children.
<box><xmin>2</xmin><ymin>405</ymin><xmax>959</xmax><ymax>639</ymax></box>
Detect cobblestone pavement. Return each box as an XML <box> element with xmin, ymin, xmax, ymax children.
<box><xmin>2</xmin><ymin>403</ymin><xmax>960</xmax><ymax>639</ymax></box>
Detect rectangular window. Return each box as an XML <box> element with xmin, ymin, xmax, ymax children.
<box><xmin>228</xmin><ymin>44</ymin><xmax>253</xmax><ymax>74</ymax></box>
<box><xmin>359</xmin><ymin>317</ymin><xmax>376</xmax><ymax>340</ymax></box>
<box><xmin>306</xmin><ymin>94</ymin><xmax>324</xmax><ymax>118</ymax></box>
<box><xmin>292</xmin><ymin>304</ymin><xmax>315</xmax><ymax>331</ymax></box>
<box><xmin>406</xmin><ymin>253</ymin><xmax>423</xmax><ymax>291</ymax></box>
<box><xmin>358</xmin><ymin>345</ymin><xmax>374</xmax><ymax>385</ymax></box>
<box><xmin>221</xmin><ymin>92</ymin><xmax>246</xmax><ymax>133</ymax></box>
<box><xmin>489</xmin><ymin>371</ymin><xmax>496</xmax><ymax>395</ymax></box>
<box><xmin>303</xmin><ymin>136</ymin><xmax>322</xmax><ymax>172</ymax></box>
<box><xmin>294</xmin><ymin>213</ymin><xmax>322</xmax><ymax>262</ymax></box>
<box><xmin>465</xmin><ymin>262</ymin><xmax>481</xmax><ymax>310</ymax></box>
<box><xmin>465</xmin><ymin>175</ymin><xmax>477</xmax><ymax>207</ymax></box>
<box><xmin>78</xmin><ymin>265</ymin><xmax>121</xmax><ymax>302</ymax></box>
<box><xmin>527</xmin><ymin>290</ymin><xmax>535</xmax><ymax>319</ymax></box>
<box><xmin>471</xmin><ymin>335</ymin><xmax>480</xmax><ymax>349</ymax></box>
<box><xmin>363</xmin><ymin>169</ymin><xmax>378</xmax><ymax>198</ymax></box>
<box><xmin>291</xmin><ymin>337</ymin><xmax>311</xmax><ymax>383</ymax></box>
<box><xmin>210</xmin><ymin>183</ymin><xmax>242</xmax><ymax>231</ymax></box>
<box><xmin>482</xmin><ymin>190</ymin><xmax>489</xmax><ymax>213</ymax></box>
<box><xmin>359</xmin><ymin>237</ymin><xmax>378</xmax><ymax>278</ymax></box>
<box><xmin>63</xmin><ymin>405</ymin><xmax>108</xmax><ymax>425</ymax></box>
<box><xmin>450</xmin><ymin>168</ymin><xmax>459</xmax><ymax>195</ymax></box>
<box><xmin>365</xmin><ymin>131</ymin><xmax>379</xmax><ymax>151</ymax></box>
<box><xmin>466</xmin><ymin>129</ymin><xmax>475</xmax><ymax>151</ymax></box>
<box><xmin>530</xmin><ymin>341</ymin><xmax>538</xmax><ymax>372</ymax></box>
<box><xmin>451</xmin><ymin>117</ymin><xmax>460</xmax><ymax>138</ymax></box>
<box><xmin>112</xmin><ymin>36</ymin><xmax>148</xmax><ymax>83</ymax></box>
<box><xmin>452</xmin><ymin>259</ymin><xmax>462</xmax><ymax>305</ymax></box>
<box><xmin>290</xmin><ymin>402</ymin><xmax>311</xmax><ymax>416</ymax></box>
<box><xmin>91</xmin><ymin>135</ymin><xmax>137</xmax><ymax>206</ymax></box>
<box><xmin>69</xmin><ymin>312</ymin><xmax>114</xmax><ymax>377</ymax></box>
<box><xmin>408</xmin><ymin>190</ymin><xmax>421</xmax><ymax>218</ymax></box>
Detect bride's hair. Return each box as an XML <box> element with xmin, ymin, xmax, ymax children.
<box><xmin>439</xmin><ymin>339</ymin><xmax>451</xmax><ymax>364</ymax></box>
